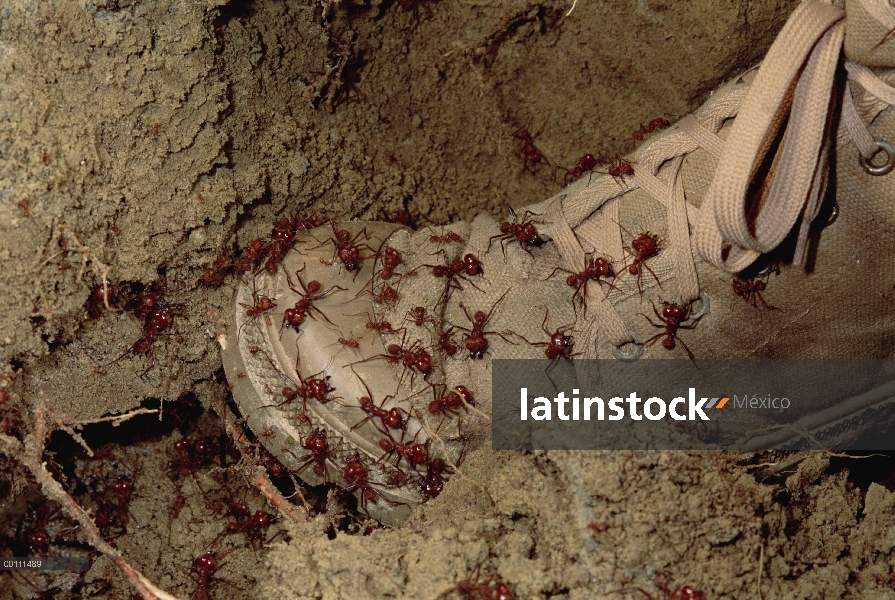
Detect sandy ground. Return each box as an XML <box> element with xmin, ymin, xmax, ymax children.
<box><xmin>2</xmin><ymin>0</ymin><xmax>895</xmax><ymax>598</ymax></box>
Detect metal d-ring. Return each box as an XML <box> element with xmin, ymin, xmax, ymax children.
<box><xmin>610</xmin><ymin>331</ymin><xmax>643</xmax><ymax>362</ymax></box>
<box><xmin>858</xmin><ymin>140</ymin><xmax>895</xmax><ymax>176</ymax></box>
<box><xmin>688</xmin><ymin>290</ymin><xmax>710</xmax><ymax>320</ymax></box>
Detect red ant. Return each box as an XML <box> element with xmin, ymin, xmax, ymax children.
<box><xmin>733</xmin><ymin>275</ymin><xmax>776</xmax><ymax>309</ymax></box>
<box><xmin>407</xmin><ymin>305</ymin><xmax>435</xmax><ymax>328</ymax></box>
<box><xmin>238</xmin><ymin>277</ymin><xmax>277</xmax><ymax>338</ymax></box>
<box><xmin>109</xmin><ymin>298</ymin><xmax>175</xmax><ymax>377</ymax></box>
<box><xmin>428</xmin><ymin>384</ymin><xmax>475</xmax><ymax>433</ymax></box>
<box><xmin>379</xmin><ymin>246</ymin><xmax>404</xmax><ymax>280</ymax></box>
<box><xmin>554</xmin><ymin>153</ymin><xmax>599</xmax><ymax>186</ymax></box>
<box><xmin>516</xmin><ymin>308</ymin><xmax>577</xmax><ymax>359</ymax></box>
<box><xmin>377</xmin><ymin>430</ymin><xmax>428</xmax><ymax>470</ymax></box>
<box><xmin>618</xmin><ymin>223</ymin><xmax>662</xmax><ymax>298</ymax></box>
<box><xmin>352</xmin><ymin>313</ymin><xmax>396</xmax><ymax>334</ymax></box>
<box><xmin>84</xmin><ymin>279</ymin><xmax>119</xmax><ymax>318</ymax></box>
<box><xmin>439</xmin><ymin>572</ymin><xmax>514</xmax><ymax>600</ymax></box>
<box><xmin>428</xmin><ymin>228</ymin><xmax>465</xmax><ymax>245</ymax></box>
<box><xmin>545</xmin><ymin>253</ymin><xmax>617</xmax><ymax>312</ymax></box>
<box><xmin>349</xmin><ymin>372</ymin><xmax>409</xmax><ymax>433</ymax></box>
<box><xmin>324</xmin><ymin>327</ymin><xmax>366</xmax><ymax>359</ymax></box>
<box><xmin>189</xmin><ymin>552</ymin><xmax>221</xmax><ymax>600</ymax></box>
<box><xmin>369</xmin><ymin>282</ymin><xmax>400</xmax><ymax>306</ymax></box>
<box><xmin>351</xmin><ymin>330</ymin><xmax>435</xmax><ymax>385</ymax></box>
<box><xmin>419</xmin><ymin>456</ymin><xmax>451</xmax><ymax>502</ymax></box>
<box><xmin>628</xmin><ymin>117</ymin><xmax>671</xmax><ymax>145</ymax></box>
<box><xmin>640</xmin><ymin>300</ymin><xmax>703</xmax><ymax>360</ymax></box>
<box><xmin>199</xmin><ymin>256</ymin><xmax>231</xmax><ymax>286</ymax></box>
<box><xmin>452</xmin><ymin>291</ymin><xmax>515</xmax><ymax>360</ymax></box>
<box><xmin>325</xmin><ymin>223</ymin><xmax>375</xmax><ymax>274</ymax></box>
<box><xmin>340</xmin><ymin>453</ymin><xmax>408</xmax><ymax>512</ymax></box>
<box><xmin>288</xmin><ymin>428</ymin><xmax>336</xmax><ymax>481</ymax></box>
<box><xmin>438</xmin><ymin>327</ymin><xmax>459</xmax><ymax>356</ymax></box>
<box><xmin>237</xmin><ymin>238</ymin><xmax>271</xmax><ymax>274</ymax></box>
<box><xmin>512</xmin><ymin>122</ymin><xmax>550</xmax><ymax>171</ymax></box>
<box><xmin>596</xmin><ymin>154</ymin><xmax>635</xmax><ymax>186</ymax></box>
<box><xmin>212</xmin><ymin>508</ymin><xmax>275</xmax><ymax>549</ymax></box>
<box><xmin>419</xmin><ymin>252</ymin><xmax>484</xmax><ymax>292</ymax></box>
<box><xmin>281</xmin><ymin>267</ymin><xmax>345</xmax><ymax>332</ymax></box>
<box><xmin>274</xmin><ymin>371</ymin><xmax>336</xmax><ymax>410</ymax></box>
<box><xmin>487</xmin><ymin>207</ymin><xmax>546</xmax><ymax>256</ymax></box>
<box><xmin>171</xmin><ymin>436</ymin><xmax>219</xmax><ymax>478</ymax></box>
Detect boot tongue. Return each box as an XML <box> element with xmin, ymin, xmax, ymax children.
<box><xmin>844</xmin><ymin>0</ymin><xmax>895</xmax><ymax>67</ymax></box>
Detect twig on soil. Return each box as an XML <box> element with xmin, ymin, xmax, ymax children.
<box><xmin>219</xmin><ymin>404</ymin><xmax>309</xmax><ymax>523</ymax></box>
<box><xmin>71</xmin><ymin>408</ymin><xmax>159</xmax><ymax>427</ymax></box>
<box><xmin>46</xmin><ymin>225</ymin><xmax>117</xmax><ymax>311</ymax></box>
<box><xmin>0</xmin><ymin>403</ymin><xmax>185</xmax><ymax>600</ymax></box>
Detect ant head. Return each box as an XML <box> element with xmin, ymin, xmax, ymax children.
<box><xmin>499</xmin><ymin>222</ymin><xmax>512</xmax><ymax>234</ymax></box>
<box><xmin>273</xmin><ymin>228</ymin><xmax>294</xmax><ymax>243</ymax></box>
<box><xmin>662</xmin><ymin>303</ymin><xmax>686</xmax><ymax>320</ymax></box>
<box><xmin>462</xmin><ymin>254</ymin><xmax>481</xmax><ymax>275</ymax></box>
<box><xmin>414</xmin><ymin>351</ymin><xmax>433</xmax><ymax>374</ymax></box>
<box><xmin>194</xmin><ymin>552</ymin><xmax>218</xmax><ymax>574</ymax></box>
<box><xmin>473</xmin><ymin>310</ymin><xmax>487</xmax><ymax>323</ymax></box>
<box><xmin>335</xmin><ymin>229</ymin><xmax>351</xmax><ymax>242</ymax></box>
<box><xmin>454</xmin><ymin>385</ymin><xmax>473</xmax><ymax>404</ymax></box>
<box><xmin>306</xmin><ymin>280</ymin><xmax>322</xmax><ymax>294</ymax></box>
<box><xmin>307</xmin><ymin>377</ymin><xmax>333</xmax><ymax>400</ymax></box>
<box><xmin>387</xmin><ymin>343</ymin><xmax>402</xmax><ymax>355</ymax></box>
<box><xmin>520</xmin><ymin>222</ymin><xmax>539</xmax><ymax>242</ymax></box>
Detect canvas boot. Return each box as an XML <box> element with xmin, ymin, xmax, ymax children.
<box><xmin>222</xmin><ymin>0</ymin><xmax>895</xmax><ymax>525</ymax></box>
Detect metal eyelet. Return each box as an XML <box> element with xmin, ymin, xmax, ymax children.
<box><xmin>610</xmin><ymin>331</ymin><xmax>643</xmax><ymax>362</ymax></box>
<box><xmin>825</xmin><ymin>202</ymin><xmax>839</xmax><ymax>226</ymax></box>
<box><xmin>688</xmin><ymin>291</ymin><xmax>710</xmax><ymax>320</ymax></box>
<box><xmin>858</xmin><ymin>140</ymin><xmax>895</xmax><ymax>176</ymax></box>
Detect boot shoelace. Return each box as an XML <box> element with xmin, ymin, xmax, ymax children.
<box><xmin>543</xmin><ymin>0</ymin><xmax>895</xmax><ymax>358</ymax></box>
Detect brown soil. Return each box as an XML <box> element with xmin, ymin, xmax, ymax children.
<box><xmin>2</xmin><ymin>1</ymin><xmax>895</xmax><ymax>599</ymax></box>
